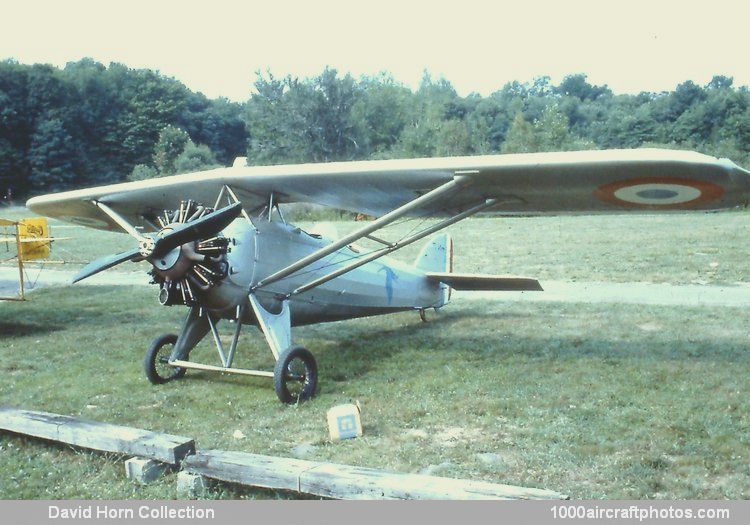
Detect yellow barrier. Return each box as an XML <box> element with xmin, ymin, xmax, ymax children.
<box><xmin>19</xmin><ymin>217</ymin><xmax>50</xmax><ymax>261</ymax></box>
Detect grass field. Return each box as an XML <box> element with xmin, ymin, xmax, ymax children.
<box><xmin>1</xmin><ymin>207</ymin><xmax>750</xmax><ymax>499</ymax></box>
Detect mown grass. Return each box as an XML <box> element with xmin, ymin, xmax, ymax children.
<box><xmin>2</xmin><ymin>205</ymin><xmax>750</xmax><ymax>498</ymax></box>
<box><xmin>1</xmin><ymin>286</ymin><xmax>749</xmax><ymax>499</ymax></box>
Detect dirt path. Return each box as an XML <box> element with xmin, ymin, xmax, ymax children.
<box><xmin>0</xmin><ymin>267</ymin><xmax>148</xmax><ymax>297</ymax></box>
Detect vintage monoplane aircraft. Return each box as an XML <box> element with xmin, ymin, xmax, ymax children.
<box><xmin>26</xmin><ymin>149</ymin><xmax>750</xmax><ymax>402</ymax></box>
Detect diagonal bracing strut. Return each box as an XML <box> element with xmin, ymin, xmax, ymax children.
<box><xmin>287</xmin><ymin>198</ymin><xmax>498</xmax><ymax>297</ymax></box>
<box><xmin>251</xmin><ymin>175</ymin><xmax>472</xmax><ymax>291</ymax></box>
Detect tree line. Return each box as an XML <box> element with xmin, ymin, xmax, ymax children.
<box><xmin>0</xmin><ymin>59</ymin><xmax>247</xmax><ymax>198</ymax></box>
<box><xmin>2</xmin><ymin>58</ymin><xmax>750</xmax><ymax>199</ymax></box>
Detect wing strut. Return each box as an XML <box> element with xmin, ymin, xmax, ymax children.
<box><xmin>252</xmin><ymin>175</ymin><xmax>472</xmax><ymax>291</ymax></box>
<box><xmin>287</xmin><ymin>198</ymin><xmax>498</xmax><ymax>298</ymax></box>
<box><xmin>94</xmin><ymin>201</ymin><xmax>146</xmax><ymax>241</ymax></box>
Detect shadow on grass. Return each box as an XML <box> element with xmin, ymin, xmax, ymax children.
<box><xmin>0</xmin><ymin>320</ymin><xmax>63</xmax><ymax>338</ymax></box>
<box><xmin>314</xmin><ymin>308</ymin><xmax>551</xmax><ymax>382</ymax></box>
<box><xmin>0</xmin><ymin>286</ymin><xmax>183</xmax><ymax>334</ymax></box>
<box><xmin>175</xmin><ymin>370</ymin><xmax>273</xmax><ymax>390</ymax></box>
<box><xmin>314</xmin><ymin>305</ymin><xmax>749</xmax><ymax>386</ymax></box>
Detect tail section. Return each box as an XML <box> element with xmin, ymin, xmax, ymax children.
<box><xmin>414</xmin><ymin>233</ymin><xmax>453</xmax><ymax>307</ymax></box>
<box><xmin>416</xmin><ymin>233</ymin><xmax>543</xmax><ymax>308</ymax></box>
<box><xmin>425</xmin><ymin>273</ymin><xmax>543</xmax><ymax>291</ymax></box>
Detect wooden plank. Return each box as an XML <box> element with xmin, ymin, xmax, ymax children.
<box><xmin>0</xmin><ymin>407</ymin><xmax>194</xmax><ymax>464</ymax></box>
<box><xmin>184</xmin><ymin>450</ymin><xmax>316</xmax><ymax>491</ymax></box>
<box><xmin>184</xmin><ymin>449</ymin><xmax>567</xmax><ymax>500</ymax></box>
<box><xmin>300</xmin><ymin>463</ymin><xmax>565</xmax><ymax>500</ymax></box>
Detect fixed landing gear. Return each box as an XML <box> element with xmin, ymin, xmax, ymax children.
<box><xmin>142</xmin><ymin>297</ymin><xmax>318</xmax><ymax>404</ymax></box>
<box><xmin>144</xmin><ymin>333</ymin><xmax>186</xmax><ymax>384</ymax></box>
<box><xmin>274</xmin><ymin>346</ymin><xmax>318</xmax><ymax>404</ymax></box>
<box><xmin>142</xmin><ymin>331</ymin><xmax>319</xmax><ymax>405</ymax></box>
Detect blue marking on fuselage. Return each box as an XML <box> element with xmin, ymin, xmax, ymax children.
<box><xmin>378</xmin><ymin>265</ymin><xmax>399</xmax><ymax>304</ymax></box>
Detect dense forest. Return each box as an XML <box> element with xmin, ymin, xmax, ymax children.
<box><xmin>2</xmin><ymin>58</ymin><xmax>750</xmax><ymax>200</ymax></box>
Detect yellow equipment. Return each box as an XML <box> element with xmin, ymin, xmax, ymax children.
<box><xmin>18</xmin><ymin>217</ymin><xmax>52</xmax><ymax>261</ymax></box>
<box><xmin>1</xmin><ymin>217</ymin><xmax>63</xmax><ymax>301</ymax></box>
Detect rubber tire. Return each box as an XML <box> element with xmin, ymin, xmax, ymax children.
<box><xmin>274</xmin><ymin>346</ymin><xmax>318</xmax><ymax>404</ymax></box>
<box><xmin>144</xmin><ymin>334</ymin><xmax>186</xmax><ymax>384</ymax></box>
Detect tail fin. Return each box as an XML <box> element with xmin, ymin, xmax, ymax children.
<box><xmin>414</xmin><ymin>233</ymin><xmax>453</xmax><ymax>307</ymax></box>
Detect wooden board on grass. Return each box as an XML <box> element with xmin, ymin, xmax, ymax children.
<box><xmin>184</xmin><ymin>449</ymin><xmax>568</xmax><ymax>500</ymax></box>
<box><xmin>0</xmin><ymin>407</ymin><xmax>194</xmax><ymax>464</ymax></box>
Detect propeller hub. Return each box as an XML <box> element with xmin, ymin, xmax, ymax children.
<box><xmin>139</xmin><ymin>237</ymin><xmax>156</xmax><ymax>257</ymax></box>
<box><xmin>151</xmin><ymin>236</ymin><xmax>202</xmax><ymax>282</ymax></box>
<box><xmin>151</xmin><ymin>245</ymin><xmax>183</xmax><ymax>272</ymax></box>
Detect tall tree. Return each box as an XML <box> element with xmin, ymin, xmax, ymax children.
<box><xmin>28</xmin><ymin>118</ymin><xmax>78</xmax><ymax>190</ymax></box>
<box><xmin>152</xmin><ymin>125</ymin><xmax>190</xmax><ymax>174</ymax></box>
<box><xmin>501</xmin><ymin>113</ymin><xmax>538</xmax><ymax>153</ymax></box>
<box><xmin>173</xmin><ymin>141</ymin><xmax>220</xmax><ymax>173</ymax></box>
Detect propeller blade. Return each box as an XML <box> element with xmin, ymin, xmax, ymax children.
<box><xmin>72</xmin><ymin>247</ymin><xmax>141</xmax><ymax>283</ymax></box>
<box><xmin>150</xmin><ymin>202</ymin><xmax>242</xmax><ymax>258</ymax></box>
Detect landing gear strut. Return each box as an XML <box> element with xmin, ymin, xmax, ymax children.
<box><xmin>143</xmin><ymin>297</ymin><xmax>318</xmax><ymax>404</ymax></box>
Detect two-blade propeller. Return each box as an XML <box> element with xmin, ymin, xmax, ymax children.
<box><xmin>73</xmin><ymin>202</ymin><xmax>242</xmax><ymax>283</ymax></box>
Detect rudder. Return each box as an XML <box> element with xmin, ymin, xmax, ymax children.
<box><xmin>414</xmin><ymin>233</ymin><xmax>453</xmax><ymax>306</ymax></box>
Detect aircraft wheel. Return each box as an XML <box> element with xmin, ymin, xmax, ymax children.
<box><xmin>274</xmin><ymin>346</ymin><xmax>318</xmax><ymax>404</ymax></box>
<box><xmin>145</xmin><ymin>334</ymin><xmax>186</xmax><ymax>384</ymax></box>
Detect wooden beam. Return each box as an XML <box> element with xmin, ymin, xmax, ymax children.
<box><xmin>125</xmin><ymin>457</ymin><xmax>170</xmax><ymax>484</ymax></box>
<box><xmin>299</xmin><ymin>463</ymin><xmax>563</xmax><ymax>500</ymax></box>
<box><xmin>184</xmin><ymin>450</ymin><xmax>314</xmax><ymax>492</ymax></box>
<box><xmin>0</xmin><ymin>407</ymin><xmax>194</xmax><ymax>465</ymax></box>
<box><xmin>184</xmin><ymin>450</ymin><xmax>567</xmax><ymax>500</ymax></box>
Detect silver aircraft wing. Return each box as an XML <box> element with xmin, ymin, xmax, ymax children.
<box><xmin>26</xmin><ymin>149</ymin><xmax>750</xmax><ymax>232</ymax></box>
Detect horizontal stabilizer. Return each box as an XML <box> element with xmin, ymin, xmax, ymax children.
<box><xmin>426</xmin><ymin>272</ymin><xmax>543</xmax><ymax>291</ymax></box>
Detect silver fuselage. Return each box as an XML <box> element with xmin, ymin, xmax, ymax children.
<box><xmin>198</xmin><ymin>219</ymin><xmax>443</xmax><ymax>326</ymax></box>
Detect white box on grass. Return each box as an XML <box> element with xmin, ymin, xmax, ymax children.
<box><xmin>327</xmin><ymin>403</ymin><xmax>363</xmax><ymax>441</ymax></box>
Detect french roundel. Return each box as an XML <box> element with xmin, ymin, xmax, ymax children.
<box><xmin>595</xmin><ymin>177</ymin><xmax>725</xmax><ymax>209</ymax></box>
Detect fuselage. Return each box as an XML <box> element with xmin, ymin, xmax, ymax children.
<box><xmin>196</xmin><ymin>218</ymin><xmax>444</xmax><ymax>326</ymax></box>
